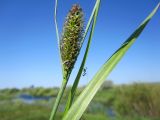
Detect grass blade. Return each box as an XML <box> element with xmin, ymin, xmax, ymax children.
<box><xmin>63</xmin><ymin>3</ymin><xmax>160</xmax><ymax>120</ymax></box>
<box><xmin>54</xmin><ymin>0</ymin><xmax>65</xmax><ymax>75</ymax></box>
<box><xmin>54</xmin><ymin>0</ymin><xmax>60</xmax><ymax>45</ymax></box>
<box><xmin>80</xmin><ymin>0</ymin><xmax>101</xmax><ymax>46</ymax></box>
<box><xmin>63</xmin><ymin>1</ymin><xmax>101</xmax><ymax>116</ymax></box>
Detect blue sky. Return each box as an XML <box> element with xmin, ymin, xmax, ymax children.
<box><xmin>0</xmin><ymin>0</ymin><xmax>160</xmax><ymax>88</ymax></box>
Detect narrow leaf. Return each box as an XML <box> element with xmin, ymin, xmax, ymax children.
<box><xmin>63</xmin><ymin>3</ymin><xmax>159</xmax><ymax>120</ymax></box>
<box><xmin>81</xmin><ymin>0</ymin><xmax>101</xmax><ymax>46</ymax></box>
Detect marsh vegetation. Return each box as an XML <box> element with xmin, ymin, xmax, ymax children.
<box><xmin>0</xmin><ymin>82</ymin><xmax>160</xmax><ymax>120</ymax></box>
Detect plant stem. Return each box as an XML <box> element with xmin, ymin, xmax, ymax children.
<box><xmin>49</xmin><ymin>78</ymin><xmax>68</xmax><ymax>120</ymax></box>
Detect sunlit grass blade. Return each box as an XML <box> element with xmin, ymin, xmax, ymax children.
<box><xmin>81</xmin><ymin>0</ymin><xmax>101</xmax><ymax>46</ymax></box>
<box><xmin>63</xmin><ymin>3</ymin><xmax>160</xmax><ymax>120</ymax></box>
<box><xmin>54</xmin><ymin>0</ymin><xmax>60</xmax><ymax>46</ymax></box>
<box><xmin>63</xmin><ymin>1</ymin><xmax>101</xmax><ymax>116</ymax></box>
<box><xmin>54</xmin><ymin>0</ymin><xmax>64</xmax><ymax>75</ymax></box>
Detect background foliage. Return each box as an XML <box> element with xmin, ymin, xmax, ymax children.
<box><xmin>0</xmin><ymin>82</ymin><xmax>160</xmax><ymax>120</ymax></box>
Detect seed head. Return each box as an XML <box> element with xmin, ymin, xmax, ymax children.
<box><xmin>60</xmin><ymin>4</ymin><xmax>84</xmax><ymax>78</ymax></box>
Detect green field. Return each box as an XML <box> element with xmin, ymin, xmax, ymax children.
<box><xmin>0</xmin><ymin>82</ymin><xmax>160</xmax><ymax>120</ymax></box>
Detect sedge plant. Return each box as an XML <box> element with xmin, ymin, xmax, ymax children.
<box><xmin>49</xmin><ymin>0</ymin><xmax>160</xmax><ymax>120</ymax></box>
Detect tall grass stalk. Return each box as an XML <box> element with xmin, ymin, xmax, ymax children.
<box><xmin>49</xmin><ymin>0</ymin><xmax>66</xmax><ymax>119</ymax></box>
<box><xmin>49</xmin><ymin>78</ymin><xmax>68</xmax><ymax>120</ymax></box>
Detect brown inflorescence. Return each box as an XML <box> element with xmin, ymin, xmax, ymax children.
<box><xmin>60</xmin><ymin>4</ymin><xmax>84</xmax><ymax>78</ymax></box>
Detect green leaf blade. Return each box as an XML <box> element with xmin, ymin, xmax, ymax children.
<box><xmin>81</xmin><ymin>0</ymin><xmax>101</xmax><ymax>46</ymax></box>
<box><xmin>63</xmin><ymin>3</ymin><xmax>159</xmax><ymax>120</ymax></box>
